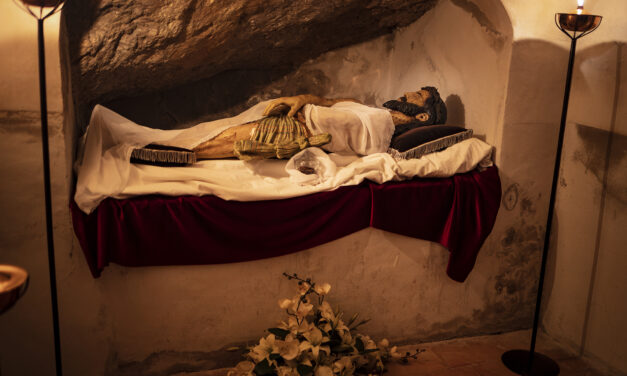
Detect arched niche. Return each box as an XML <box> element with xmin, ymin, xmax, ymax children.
<box><xmin>52</xmin><ymin>2</ymin><xmax>532</xmax><ymax>373</ymax></box>
<box><xmin>59</xmin><ymin>0</ymin><xmax>513</xmax><ymax>160</ymax></box>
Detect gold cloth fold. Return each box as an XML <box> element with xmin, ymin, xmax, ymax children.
<box><xmin>233</xmin><ymin>115</ymin><xmax>331</xmax><ymax>160</ymax></box>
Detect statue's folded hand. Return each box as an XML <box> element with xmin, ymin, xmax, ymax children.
<box><xmin>263</xmin><ymin>95</ymin><xmax>310</xmax><ymax>117</ymax></box>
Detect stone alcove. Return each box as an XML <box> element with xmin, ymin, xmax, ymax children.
<box><xmin>57</xmin><ymin>1</ymin><xmax>524</xmax><ymax>373</ymax></box>
<box><xmin>60</xmin><ymin>0</ymin><xmax>438</xmax><ymax>131</ymax></box>
<box><xmin>60</xmin><ymin>0</ymin><xmax>512</xmax><ymax>159</ymax></box>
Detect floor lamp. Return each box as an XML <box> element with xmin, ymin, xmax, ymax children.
<box><xmin>12</xmin><ymin>0</ymin><xmax>66</xmax><ymax>375</ymax></box>
<box><xmin>501</xmin><ymin>1</ymin><xmax>602</xmax><ymax>375</ymax></box>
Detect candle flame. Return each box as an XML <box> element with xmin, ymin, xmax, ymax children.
<box><xmin>577</xmin><ymin>0</ymin><xmax>584</xmax><ymax>14</ymax></box>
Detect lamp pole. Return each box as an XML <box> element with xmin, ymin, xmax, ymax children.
<box><xmin>501</xmin><ymin>4</ymin><xmax>602</xmax><ymax>376</ymax></box>
<box><xmin>12</xmin><ymin>1</ymin><xmax>66</xmax><ymax>375</ymax></box>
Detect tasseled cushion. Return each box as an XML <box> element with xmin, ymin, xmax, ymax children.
<box><xmin>388</xmin><ymin>125</ymin><xmax>473</xmax><ymax>159</ymax></box>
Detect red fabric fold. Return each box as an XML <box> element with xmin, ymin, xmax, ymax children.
<box><xmin>70</xmin><ymin>167</ymin><xmax>501</xmax><ymax>282</ymax></box>
<box><xmin>71</xmin><ymin>184</ymin><xmax>372</xmax><ymax>278</ymax></box>
<box><xmin>369</xmin><ymin>166</ymin><xmax>501</xmax><ymax>281</ymax></box>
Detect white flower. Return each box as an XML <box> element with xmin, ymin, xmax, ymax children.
<box><xmin>304</xmin><ymin>327</ymin><xmax>324</xmax><ymax>345</ymax></box>
<box><xmin>276</xmin><ymin>338</ymin><xmax>300</xmax><ymax>360</ymax></box>
<box><xmin>240</xmin><ymin>275</ymin><xmax>400</xmax><ymax>376</ymax></box>
<box><xmin>249</xmin><ymin>334</ymin><xmax>276</xmax><ymax>362</ymax></box>
<box><xmin>360</xmin><ymin>335</ymin><xmax>377</xmax><ymax>350</ymax></box>
<box><xmin>279</xmin><ymin>297</ymin><xmax>314</xmax><ymax>320</ymax></box>
<box><xmin>227</xmin><ymin>361</ymin><xmax>254</xmax><ymax>376</ymax></box>
<box><xmin>320</xmin><ymin>321</ymin><xmax>332</xmax><ymax>334</ymax></box>
<box><xmin>295</xmin><ymin>301</ymin><xmax>314</xmax><ymax>319</ymax></box>
<box><xmin>314</xmin><ymin>283</ymin><xmax>331</xmax><ymax>296</ymax></box>
<box><xmin>340</xmin><ymin>329</ymin><xmax>353</xmax><ymax>346</ymax></box>
<box><xmin>279</xmin><ymin>316</ymin><xmax>315</xmax><ymax>337</ymax></box>
<box><xmin>301</xmin><ymin>327</ymin><xmax>330</xmax><ymax>358</ymax></box>
<box><xmin>314</xmin><ymin>365</ymin><xmax>333</xmax><ymax>376</ymax></box>
<box><xmin>335</xmin><ymin>318</ymin><xmax>350</xmax><ymax>335</ymax></box>
<box><xmin>378</xmin><ymin>338</ymin><xmax>389</xmax><ymax>349</ymax></box>
<box><xmin>333</xmin><ymin>356</ymin><xmax>356</xmax><ymax>375</ymax></box>
<box><xmin>279</xmin><ymin>297</ymin><xmax>300</xmax><ymax>313</ymax></box>
<box><xmin>277</xmin><ymin>366</ymin><xmax>299</xmax><ymax>376</ymax></box>
<box><xmin>319</xmin><ymin>301</ymin><xmax>335</xmax><ymax>321</ymax></box>
<box><xmin>318</xmin><ymin>302</ymin><xmax>349</xmax><ymax>336</ymax></box>
<box><xmin>389</xmin><ymin>346</ymin><xmax>402</xmax><ymax>359</ymax></box>
<box><xmin>298</xmin><ymin>282</ymin><xmax>311</xmax><ymax>295</ymax></box>
<box><xmin>279</xmin><ymin>298</ymin><xmax>292</xmax><ymax>309</ymax></box>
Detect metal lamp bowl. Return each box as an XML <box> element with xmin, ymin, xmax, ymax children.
<box><xmin>19</xmin><ymin>0</ymin><xmax>63</xmax><ymax>7</ymax></box>
<box><xmin>0</xmin><ymin>265</ymin><xmax>29</xmax><ymax>315</ymax></box>
<box><xmin>557</xmin><ymin>13</ymin><xmax>602</xmax><ymax>32</ymax></box>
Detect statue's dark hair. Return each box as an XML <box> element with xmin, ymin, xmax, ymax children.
<box><xmin>421</xmin><ymin>86</ymin><xmax>447</xmax><ymax>125</ymax></box>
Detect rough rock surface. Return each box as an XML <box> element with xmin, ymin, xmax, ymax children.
<box><xmin>61</xmin><ymin>0</ymin><xmax>437</xmax><ymax>129</ymax></box>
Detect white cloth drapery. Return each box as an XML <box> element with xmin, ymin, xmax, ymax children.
<box><xmin>74</xmin><ymin>102</ymin><xmax>493</xmax><ymax>214</ymax></box>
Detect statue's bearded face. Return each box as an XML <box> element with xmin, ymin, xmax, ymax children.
<box><xmin>383</xmin><ymin>89</ymin><xmax>434</xmax><ymax>125</ymax></box>
<box><xmin>384</xmin><ymin>86</ymin><xmax>447</xmax><ymax>128</ymax></box>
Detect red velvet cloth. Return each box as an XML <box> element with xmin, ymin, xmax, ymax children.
<box><xmin>370</xmin><ymin>166</ymin><xmax>501</xmax><ymax>281</ymax></box>
<box><xmin>70</xmin><ymin>166</ymin><xmax>500</xmax><ymax>282</ymax></box>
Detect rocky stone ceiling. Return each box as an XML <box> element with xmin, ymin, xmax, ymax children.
<box><xmin>61</xmin><ymin>0</ymin><xmax>438</xmax><ymax>129</ymax></box>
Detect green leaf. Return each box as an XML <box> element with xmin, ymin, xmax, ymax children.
<box><xmin>268</xmin><ymin>328</ymin><xmax>290</xmax><ymax>340</ymax></box>
<box><xmin>347</xmin><ymin>313</ymin><xmax>359</xmax><ymax>327</ymax></box>
<box><xmin>355</xmin><ymin>337</ymin><xmax>365</xmax><ymax>353</ymax></box>
<box><xmin>297</xmin><ymin>364</ymin><xmax>313</xmax><ymax>376</ymax></box>
<box><xmin>326</xmin><ymin>338</ymin><xmax>341</xmax><ymax>349</ymax></box>
<box><xmin>269</xmin><ymin>353</ymin><xmax>282</xmax><ymax>360</ymax></box>
<box><xmin>330</xmin><ymin>332</ymin><xmax>342</xmax><ymax>341</ymax></box>
<box><xmin>253</xmin><ymin>359</ymin><xmax>275</xmax><ymax>375</ymax></box>
<box><xmin>330</xmin><ymin>344</ymin><xmax>353</xmax><ymax>354</ymax></box>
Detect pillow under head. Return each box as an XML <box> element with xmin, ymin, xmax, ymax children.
<box><xmin>389</xmin><ymin>125</ymin><xmax>473</xmax><ymax>159</ymax></box>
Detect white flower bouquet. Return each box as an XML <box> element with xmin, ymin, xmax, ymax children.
<box><xmin>228</xmin><ymin>273</ymin><xmax>419</xmax><ymax>376</ymax></box>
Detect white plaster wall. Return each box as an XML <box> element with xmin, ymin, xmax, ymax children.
<box><xmin>0</xmin><ymin>3</ymin><xmax>63</xmax><ymax>376</ymax></box>
<box><xmin>57</xmin><ymin>2</ymin><xmax>516</xmax><ymax>374</ymax></box>
<box><xmin>0</xmin><ymin>2</ymin><xmax>62</xmax><ymax>112</ymax></box>
<box><xmin>504</xmin><ymin>0</ymin><xmax>627</xmax><ymax>45</ymax></box>
<box><xmin>1</xmin><ymin>1</ymin><xmax>517</xmax><ymax>375</ymax></box>
<box><xmin>540</xmin><ymin>43</ymin><xmax>627</xmax><ymax>373</ymax></box>
<box><xmin>500</xmin><ymin>0</ymin><xmax>627</xmax><ymax>373</ymax></box>
<box><xmin>296</xmin><ymin>0</ymin><xmax>512</xmax><ymax>152</ymax></box>
<box><xmin>1</xmin><ymin>1</ymin><xmax>626</xmax><ymax>376</ymax></box>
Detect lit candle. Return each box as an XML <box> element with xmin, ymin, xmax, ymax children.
<box><xmin>556</xmin><ymin>0</ymin><xmax>602</xmax><ymax>34</ymax></box>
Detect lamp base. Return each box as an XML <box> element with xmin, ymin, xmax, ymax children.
<box><xmin>502</xmin><ymin>350</ymin><xmax>560</xmax><ymax>375</ymax></box>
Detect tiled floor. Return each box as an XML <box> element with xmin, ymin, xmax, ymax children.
<box><xmin>385</xmin><ymin>330</ymin><xmax>607</xmax><ymax>376</ymax></box>
<box><xmin>180</xmin><ymin>330</ymin><xmax>611</xmax><ymax>376</ymax></box>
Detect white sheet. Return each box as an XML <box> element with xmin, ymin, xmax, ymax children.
<box><xmin>74</xmin><ymin>104</ymin><xmax>494</xmax><ymax>214</ymax></box>
<box><xmin>305</xmin><ymin>101</ymin><xmax>394</xmax><ymax>155</ymax></box>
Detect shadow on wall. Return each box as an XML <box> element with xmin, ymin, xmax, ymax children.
<box><xmin>59</xmin><ymin>0</ymin><xmax>101</xmax><ymax>117</ymax></box>
<box><xmin>103</xmin><ymin>67</ymin><xmax>335</xmax><ymax>130</ymax></box>
<box><xmin>103</xmin><ymin>68</ymin><xmax>291</xmax><ymax>130</ymax></box>
<box><xmin>574</xmin><ymin>123</ymin><xmax>627</xmax><ymax>206</ymax></box>
<box><xmin>570</xmin><ymin>42</ymin><xmax>626</xmax><ymax>207</ymax></box>
<box><xmin>498</xmin><ymin>39</ymin><xmax>625</xmax><ymax>359</ymax></box>
<box><xmin>493</xmin><ymin>38</ymin><xmax>572</xmax><ymax>338</ymax></box>
<box><xmin>445</xmin><ymin>94</ymin><xmax>465</xmax><ymax>126</ymax></box>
